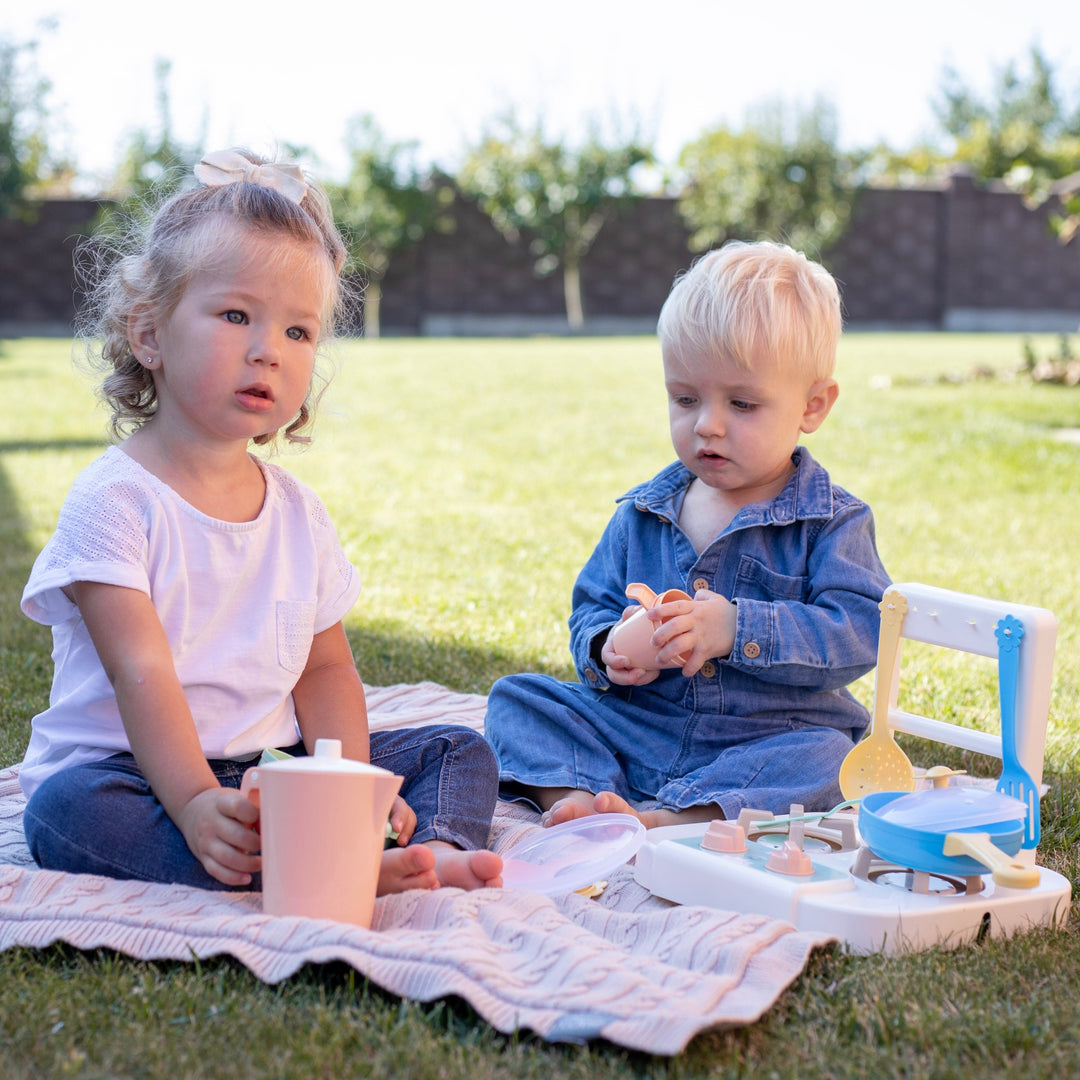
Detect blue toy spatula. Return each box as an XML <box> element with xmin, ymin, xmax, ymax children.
<box><xmin>995</xmin><ymin>615</ymin><xmax>1040</xmax><ymax>849</ymax></box>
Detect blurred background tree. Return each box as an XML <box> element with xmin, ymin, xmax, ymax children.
<box><xmin>0</xmin><ymin>27</ymin><xmax>75</xmax><ymax>217</ymax></box>
<box><xmin>328</xmin><ymin>113</ymin><xmax>456</xmax><ymax>337</ymax></box>
<box><xmin>933</xmin><ymin>45</ymin><xmax>1080</xmax><ymax>200</ymax></box>
<box><xmin>673</xmin><ymin>98</ymin><xmax>859</xmax><ymax>262</ymax></box>
<box><xmin>458</xmin><ymin>113</ymin><xmax>651</xmax><ymax>328</ymax></box>
<box><xmin>98</xmin><ymin>58</ymin><xmax>203</xmax><ymax>214</ymax></box>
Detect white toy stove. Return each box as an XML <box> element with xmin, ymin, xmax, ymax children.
<box><xmin>633</xmin><ymin>583</ymin><xmax>1074</xmax><ymax>954</ymax></box>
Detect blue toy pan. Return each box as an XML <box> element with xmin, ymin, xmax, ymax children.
<box><xmin>859</xmin><ymin>790</ymin><xmax>1025</xmax><ymax>877</ymax></box>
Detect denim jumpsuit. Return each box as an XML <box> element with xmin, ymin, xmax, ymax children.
<box><xmin>486</xmin><ymin>448</ymin><xmax>891</xmax><ymax>819</ymax></box>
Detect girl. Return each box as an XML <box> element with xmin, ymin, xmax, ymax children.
<box><xmin>20</xmin><ymin>149</ymin><xmax>502</xmax><ymax>895</ymax></box>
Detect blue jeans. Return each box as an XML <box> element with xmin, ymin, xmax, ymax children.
<box><xmin>486</xmin><ymin>672</ymin><xmax>853</xmax><ymax>819</ymax></box>
<box><xmin>23</xmin><ymin>725</ymin><xmax>499</xmax><ymax>890</ymax></box>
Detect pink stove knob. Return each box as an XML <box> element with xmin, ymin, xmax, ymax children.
<box><xmin>701</xmin><ymin>820</ymin><xmax>747</xmax><ymax>853</ymax></box>
<box><xmin>766</xmin><ymin>839</ymin><xmax>814</xmax><ymax>876</ymax></box>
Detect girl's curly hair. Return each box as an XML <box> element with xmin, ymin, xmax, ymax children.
<box><xmin>76</xmin><ymin>150</ymin><xmax>355</xmax><ymax>447</ymax></box>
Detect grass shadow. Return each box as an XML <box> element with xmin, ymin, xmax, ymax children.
<box><xmin>344</xmin><ymin>620</ymin><xmax>574</xmax><ymax>698</ymax></box>
<box><xmin>0</xmin><ymin>457</ymin><xmax>54</xmax><ymax>765</ymax></box>
<box><xmin>0</xmin><ymin>438</ymin><xmax>107</xmax><ymax>454</ymax></box>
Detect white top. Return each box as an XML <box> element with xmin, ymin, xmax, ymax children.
<box><xmin>19</xmin><ymin>446</ymin><xmax>362</xmax><ymax>798</ymax></box>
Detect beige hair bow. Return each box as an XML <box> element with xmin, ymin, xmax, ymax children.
<box><xmin>194</xmin><ymin>149</ymin><xmax>309</xmax><ymax>204</ymax></box>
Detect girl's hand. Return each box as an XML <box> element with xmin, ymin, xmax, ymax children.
<box><xmin>647</xmin><ymin>589</ymin><xmax>737</xmax><ymax>677</ymax></box>
<box><xmin>176</xmin><ymin>787</ymin><xmax>262</xmax><ymax>887</ymax></box>
<box><xmin>388</xmin><ymin>795</ymin><xmax>417</xmax><ymax>846</ymax></box>
<box><xmin>601</xmin><ymin>606</ymin><xmax>661</xmax><ymax>686</ymax></box>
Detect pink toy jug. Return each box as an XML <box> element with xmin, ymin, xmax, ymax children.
<box><xmin>609</xmin><ymin>582</ymin><xmax>692</xmax><ymax>670</ymax></box>
<box><xmin>241</xmin><ymin>739</ymin><xmax>402</xmax><ymax>926</ymax></box>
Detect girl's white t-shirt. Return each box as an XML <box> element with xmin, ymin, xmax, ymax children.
<box><xmin>19</xmin><ymin>446</ymin><xmax>362</xmax><ymax>798</ymax></box>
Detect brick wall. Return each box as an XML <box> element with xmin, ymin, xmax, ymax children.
<box><xmin>2</xmin><ymin>174</ymin><xmax>1079</xmax><ymax>335</ymax></box>
<box><xmin>0</xmin><ymin>200</ymin><xmax>98</xmax><ymax>331</ymax></box>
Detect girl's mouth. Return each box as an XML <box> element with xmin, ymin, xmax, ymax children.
<box><xmin>236</xmin><ymin>385</ymin><xmax>275</xmax><ymax>412</ymax></box>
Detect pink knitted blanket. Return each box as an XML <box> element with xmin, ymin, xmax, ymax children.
<box><xmin>0</xmin><ymin>682</ymin><xmax>833</xmax><ymax>1053</ymax></box>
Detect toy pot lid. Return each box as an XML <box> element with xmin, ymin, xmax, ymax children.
<box><xmin>500</xmin><ymin>814</ymin><xmax>646</xmax><ymax>895</ymax></box>
<box><xmin>872</xmin><ymin>785</ymin><xmax>1028</xmax><ymax>831</ymax></box>
<box><xmin>256</xmin><ymin>738</ymin><xmax>396</xmax><ymax>776</ymax></box>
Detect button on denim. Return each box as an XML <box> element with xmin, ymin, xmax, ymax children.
<box><xmin>486</xmin><ymin>448</ymin><xmax>891</xmax><ymax>818</ymax></box>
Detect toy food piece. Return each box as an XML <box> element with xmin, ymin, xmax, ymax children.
<box><xmin>610</xmin><ymin>583</ymin><xmax>691</xmax><ymax>669</ymax></box>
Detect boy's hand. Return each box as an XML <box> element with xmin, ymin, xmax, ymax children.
<box><xmin>601</xmin><ymin>606</ymin><xmax>661</xmax><ymax>685</ymax></box>
<box><xmin>177</xmin><ymin>787</ymin><xmax>262</xmax><ymax>887</ymax></box>
<box><xmin>647</xmin><ymin>589</ymin><xmax>737</xmax><ymax>677</ymax></box>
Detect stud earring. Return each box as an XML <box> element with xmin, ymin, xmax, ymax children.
<box><xmin>144</xmin><ymin>356</ymin><xmax>155</xmax><ymax>367</ymax></box>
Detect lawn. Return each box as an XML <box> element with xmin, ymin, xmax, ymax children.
<box><xmin>1</xmin><ymin>332</ymin><xmax>1079</xmax><ymax>1079</ymax></box>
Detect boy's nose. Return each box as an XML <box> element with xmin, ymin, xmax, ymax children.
<box><xmin>693</xmin><ymin>404</ymin><xmax>724</xmax><ymax>437</ymax></box>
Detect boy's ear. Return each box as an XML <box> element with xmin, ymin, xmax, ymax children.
<box><xmin>127</xmin><ymin>305</ymin><xmax>159</xmax><ymax>361</ymax></box>
<box><xmin>800</xmin><ymin>378</ymin><xmax>839</xmax><ymax>434</ymax></box>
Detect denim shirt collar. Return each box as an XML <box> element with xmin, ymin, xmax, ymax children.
<box><xmin>620</xmin><ymin>446</ymin><xmax>835</xmax><ymax>532</ymax></box>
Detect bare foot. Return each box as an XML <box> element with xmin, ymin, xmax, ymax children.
<box><xmin>377</xmin><ymin>844</ymin><xmax>438</xmax><ymax>895</ymax></box>
<box><xmin>427</xmin><ymin>842</ymin><xmax>503</xmax><ymax>890</ymax></box>
<box><xmin>548</xmin><ymin>790</ymin><xmax>723</xmax><ymax>830</ymax></box>
<box><xmin>541</xmin><ymin>789</ymin><xmax>603</xmax><ymax>826</ymax></box>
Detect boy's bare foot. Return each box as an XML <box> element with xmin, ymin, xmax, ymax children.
<box><xmin>377</xmin><ymin>843</ymin><xmax>438</xmax><ymax>894</ymax></box>
<box><xmin>541</xmin><ymin>789</ymin><xmax>601</xmax><ymax>826</ymax></box>
<box><xmin>427</xmin><ymin>842</ymin><xmax>503</xmax><ymax>890</ymax></box>
<box><xmin>544</xmin><ymin>789</ymin><xmax>723</xmax><ymax>830</ymax></box>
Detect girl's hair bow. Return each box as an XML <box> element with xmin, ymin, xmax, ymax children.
<box><xmin>194</xmin><ymin>149</ymin><xmax>309</xmax><ymax>204</ymax></box>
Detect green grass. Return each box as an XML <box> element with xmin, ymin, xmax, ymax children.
<box><xmin>1</xmin><ymin>332</ymin><xmax>1079</xmax><ymax>1078</ymax></box>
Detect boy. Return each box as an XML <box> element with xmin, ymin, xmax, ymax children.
<box><xmin>485</xmin><ymin>241</ymin><xmax>890</xmax><ymax>827</ymax></box>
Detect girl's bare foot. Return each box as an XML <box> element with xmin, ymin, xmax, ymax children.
<box><xmin>377</xmin><ymin>844</ymin><xmax>438</xmax><ymax>894</ymax></box>
<box><xmin>427</xmin><ymin>842</ymin><xmax>503</xmax><ymax>889</ymax></box>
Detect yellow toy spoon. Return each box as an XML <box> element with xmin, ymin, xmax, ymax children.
<box><xmin>838</xmin><ymin>590</ymin><xmax>916</xmax><ymax>799</ymax></box>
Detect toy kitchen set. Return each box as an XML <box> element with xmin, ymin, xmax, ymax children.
<box><xmin>633</xmin><ymin>582</ymin><xmax>1073</xmax><ymax>954</ymax></box>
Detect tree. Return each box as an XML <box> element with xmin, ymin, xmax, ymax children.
<box><xmin>458</xmin><ymin>114</ymin><xmax>651</xmax><ymax>329</ymax></box>
<box><xmin>673</xmin><ymin>99</ymin><xmax>858</xmax><ymax>261</ymax></box>
<box><xmin>328</xmin><ymin>114</ymin><xmax>455</xmax><ymax>338</ymax></box>
<box><xmin>932</xmin><ymin>45</ymin><xmax>1080</xmax><ymax>198</ymax></box>
<box><xmin>101</xmin><ymin>59</ymin><xmax>203</xmax><ymax>207</ymax></box>
<box><xmin>0</xmin><ymin>28</ymin><xmax>73</xmax><ymax>217</ymax></box>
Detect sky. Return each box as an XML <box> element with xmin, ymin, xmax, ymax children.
<box><xmin>6</xmin><ymin>0</ymin><xmax>1080</xmax><ymax>193</ymax></box>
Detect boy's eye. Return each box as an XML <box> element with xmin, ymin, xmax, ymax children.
<box><xmin>673</xmin><ymin>395</ymin><xmax>697</xmax><ymax>408</ymax></box>
<box><xmin>731</xmin><ymin>399</ymin><xmax>756</xmax><ymax>412</ymax></box>
<box><xmin>223</xmin><ymin>310</ymin><xmax>246</xmax><ymax>324</ymax></box>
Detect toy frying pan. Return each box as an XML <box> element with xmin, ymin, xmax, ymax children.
<box><xmin>858</xmin><ymin>790</ymin><xmax>1037</xmax><ymax>888</ymax></box>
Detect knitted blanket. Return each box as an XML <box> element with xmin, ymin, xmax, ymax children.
<box><xmin>0</xmin><ymin>682</ymin><xmax>834</xmax><ymax>1054</ymax></box>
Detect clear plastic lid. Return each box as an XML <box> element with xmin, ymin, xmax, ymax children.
<box><xmin>877</xmin><ymin>785</ymin><xmax>1028</xmax><ymax>831</ymax></box>
<box><xmin>500</xmin><ymin>814</ymin><xmax>646</xmax><ymax>895</ymax></box>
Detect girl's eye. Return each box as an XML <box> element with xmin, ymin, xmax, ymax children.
<box><xmin>224</xmin><ymin>310</ymin><xmax>246</xmax><ymax>324</ymax></box>
<box><xmin>286</xmin><ymin>326</ymin><xmax>309</xmax><ymax>341</ymax></box>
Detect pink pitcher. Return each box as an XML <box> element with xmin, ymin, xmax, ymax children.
<box><xmin>241</xmin><ymin>739</ymin><xmax>402</xmax><ymax>926</ymax></box>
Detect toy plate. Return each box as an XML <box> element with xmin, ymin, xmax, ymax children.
<box><xmin>500</xmin><ymin>813</ymin><xmax>646</xmax><ymax>895</ymax></box>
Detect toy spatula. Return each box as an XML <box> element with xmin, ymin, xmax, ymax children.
<box><xmin>838</xmin><ymin>590</ymin><xmax>916</xmax><ymax>799</ymax></box>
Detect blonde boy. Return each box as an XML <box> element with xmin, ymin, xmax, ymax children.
<box><xmin>486</xmin><ymin>241</ymin><xmax>891</xmax><ymax>827</ymax></box>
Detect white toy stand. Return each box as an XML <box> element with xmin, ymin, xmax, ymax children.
<box><xmin>883</xmin><ymin>582</ymin><xmax>1057</xmax><ymax>865</ymax></box>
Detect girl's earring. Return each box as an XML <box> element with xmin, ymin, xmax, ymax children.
<box><xmin>144</xmin><ymin>356</ymin><xmax>157</xmax><ymax>368</ymax></box>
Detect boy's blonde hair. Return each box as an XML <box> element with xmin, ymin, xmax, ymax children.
<box><xmin>657</xmin><ymin>240</ymin><xmax>842</xmax><ymax>383</ymax></box>
<box><xmin>78</xmin><ymin>149</ymin><xmax>352</xmax><ymax>446</ymax></box>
